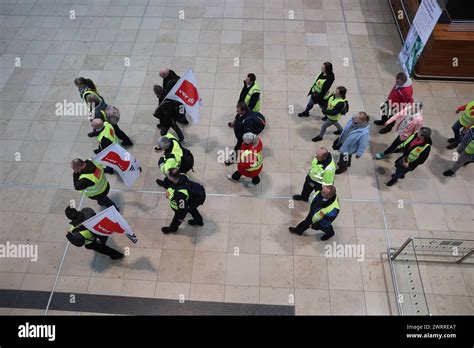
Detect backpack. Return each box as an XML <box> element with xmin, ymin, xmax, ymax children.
<box><xmin>105</xmin><ymin>105</ymin><xmax>121</xmax><ymax>125</ymax></box>
<box><xmin>341</xmin><ymin>101</ymin><xmax>349</xmax><ymax>116</ymax></box>
<box><xmin>187</xmin><ymin>180</ymin><xmax>206</xmax><ymax>207</ymax></box>
<box><xmin>179</xmin><ymin>146</ymin><xmax>194</xmax><ymax>173</ymax></box>
<box><xmin>251</xmin><ymin>112</ymin><xmax>266</xmax><ymax>134</ymax></box>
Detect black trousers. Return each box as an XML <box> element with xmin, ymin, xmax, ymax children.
<box><xmin>93</xmin><ymin>195</ymin><xmax>119</xmax><ymax>211</ymax></box>
<box><xmin>383</xmin><ymin>136</ymin><xmax>404</xmax><ymax>155</ymax></box>
<box><xmin>160</xmin><ymin>121</ymin><xmax>184</xmax><ymax>142</ymax></box>
<box><xmin>232</xmin><ymin>170</ymin><xmax>260</xmax><ymax>184</ymax></box>
<box><xmin>85</xmin><ymin>239</ymin><xmax>123</xmax><ymax>259</ymax></box>
<box><xmin>393</xmin><ymin>156</ymin><xmax>411</xmax><ymax>180</ymax></box>
<box><xmin>337</xmin><ymin>153</ymin><xmax>352</xmax><ymax>172</ymax></box>
<box><xmin>169</xmin><ymin>206</ymin><xmax>203</xmax><ymax>230</ymax></box>
<box><xmin>294</xmin><ymin>216</ymin><xmax>334</xmax><ymax>238</ymax></box>
<box><xmin>112</xmin><ymin>123</ymin><xmax>132</xmax><ymax>144</ymax></box>
<box><xmin>299</xmin><ymin>175</ymin><xmax>322</xmax><ymax>201</ymax></box>
<box><xmin>312</xmin><ymin>222</ymin><xmax>335</xmax><ymax>238</ymax></box>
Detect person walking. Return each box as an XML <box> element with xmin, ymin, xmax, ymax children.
<box><xmin>65</xmin><ymin>206</ymin><xmax>123</xmax><ymax>260</ymax></box>
<box><xmin>155</xmin><ymin>133</ymin><xmax>184</xmax><ymax>177</ymax></box>
<box><xmin>334</xmin><ymin>111</ymin><xmax>370</xmax><ymax>174</ymax></box>
<box><xmin>298</xmin><ymin>62</ymin><xmax>335</xmax><ymax>117</ymax></box>
<box><xmin>293</xmin><ymin>147</ymin><xmax>335</xmax><ymax>202</ymax></box>
<box><xmin>159</xmin><ymin>68</ymin><xmax>188</xmax><ymax>125</ymax></box>
<box><xmin>289</xmin><ymin>185</ymin><xmax>339</xmax><ymax>241</ymax></box>
<box><xmin>312</xmin><ymin>86</ymin><xmax>349</xmax><ymax>142</ymax></box>
<box><xmin>161</xmin><ymin>168</ymin><xmax>205</xmax><ymax>234</ymax></box>
<box><xmin>225</xmin><ymin>102</ymin><xmax>258</xmax><ymax>165</ymax></box>
<box><xmin>443</xmin><ymin>127</ymin><xmax>474</xmax><ymax>176</ymax></box>
<box><xmin>446</xmin><ymin>100</ymin><xmax>474</xmax><ymax>149</ymax></box>
<box><xmin>385</xmin><ymin>127</ymin><xmax>432</xmax><ymax>186</ymax></box>
<box><xmin>153</xmin><ymin>85</ymin><xmax>185</xmax><ymax>142</ymax></box>
<box><xmin>374</xmin><ymin>72</ymin><xmax>414</xmax><ymax>133</ymax></box>
<box><xmin>237</xmin><ymin>73</ymin><xmax>261</xmax><ymax>113</ymax></box>
<box><xmin>375</xmin><ymin>102</ymin><xmax>424</xmax><ymax>160</ymax></box>
<box><xmin>226</xmin><ymin>132</ymin><xmax>263</xmax><ymax>187</ymax></box>
<box><xmin>71</xmin><ymin>158</ymin><xmax>119</xmax><ymax>210</ymax></box>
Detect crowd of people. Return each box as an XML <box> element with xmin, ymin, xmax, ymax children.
<box><xmin>65</xmin><ymin>63</ymin><xmax>474</xmax><ymax>259</ymax></box>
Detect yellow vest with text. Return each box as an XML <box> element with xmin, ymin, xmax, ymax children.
<box><xmin>166</xmin><ymin>187</ymin><xmax>189</xmax><ymax>211</ymax></box>
<box><xmin>79</xmin><ymin>162</ymin><xmax>108</xmax><ymax>198</ymax></box>
<box><xmin>308</xmin><ymin>157</ymin><xmax>336</xmax><ymax>185</ymax></box>
<box><xmin>68</xmin><ymin>224</ymin><xmax>95</xmax><ymax>245</ymax></box>
<box><xmin>244</xmin><ymin>82</ymin><xmax>261</xmax><ymax>112</ymax></box>
<box><xmin>459</xmin><ymin>100</ymin><xmax>474</xmax><ymax>127</ymax></box>
<box><xmin>311</xmin><ymin>192</ymin><xmax>340</xmax><ymax>223</ymax></box>
<box><xmin>311</xmin><ymin>77</ymin><xmax>330</xmax><ymax>98</ymax></box>
<box><xmin>326</xmin><ymin>95</ymin><xmax>347</xmax><ymax>122</ymax></box>
<box><xmin>97</xmin><ymin>121</ymin><xmax>118</xmax><ymax>149</ymax></box>
<box><xmin>161</xmin><ymin>133</ymin><xmax>183</xmax><ymax>175</ymax></box>
<box><xmin>401</xmin><ymin>134</ymin><xmax>431</xmax><ymax>163</ymax></box>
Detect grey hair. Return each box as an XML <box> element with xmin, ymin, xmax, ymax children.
<box><xmin>157</xmin><ymin>136</ymin><xmax>172</xmax><ymax>149</ymax></box>
<box><xmin>242</xmin><ymin>132</ymin><xmax>258</xmax><ymax>146</ymax></box>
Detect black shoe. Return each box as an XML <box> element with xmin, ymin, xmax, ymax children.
<box><xmin>374</xmin><ymin>120</ymin><xmax>385</xmax><ymax>126</ymax></box>
<box><xmin>447</xmin><ymin>137</ymin><xmax>457</xmax><ymax>143</ymax></box>
<box><xmin>446</xmin><ymin>143</ymin><xmax>458</xmax><ymax>150</ymax></box>
<box><xmin>333</xmin><ymin>130</ymin><xmax>342</xmax><ymax>135</ymax></box>
<box><xmin>93</xmin><ymin>148</ymin><xmax>100</xmax><ymax>154</ymax></box>
<box><xmin>225</xmin><ymin>160</ymin><xmax>234</xmax><ymax>166</ymax></box>
<box><xmin>161</xmin><ymin>226</ymin><xmax>177</xmax><ymax>234</ymax></box>
<box><xmin>88</xmin><ymin>131</ymin><xmax>99</xmax><ymax>137</ymax></box>
<box><xmin>379</xmin><ymin>127</ymin><xmax>391</xmax><ymax>134</ymax></box>
<box><xmin>386</xmin><ymin>178</ymin><xmax>397</xmax><ymax>187</ymax></box>
<box><xmin>443</xmin><ymin>170</ymin><xmax>455</xmax><ymax>177</ymax></box>
<box><xmin>121</xmin><ymin>140</ymin><xmax>133</xmax><ymax>147</ymax></box>
<box><xmin>298</xmin><ymin>112</ymin><xmax>309</xmax><ymax>117</ymax></box>
<box><xmin>289</xmin><ymin>227</ymin><xmax>303</xmax><ymax>236</ymax></box>
<box><xmin>177</xmin><ymin>119</ymin><xmax>189</xmax><ymax>125</ymax></box>
<box><xmin>292</xmin><ymin>194</ymin><xmax>308</xmax><ymax>202</ymax></box>
<box><xmin>335</xmin><ymin>167</ymin><xmax>347</xmax><ymax>174</ymax></box>
<box><xmin>321</xmin><ymin>116</ymin><xmax>328</xmax><ymax>121</ymax></box>
<box><xmin>110</xmin><ymin>253</ymin><xmax>124</xmax><ymax>260</ymax></box>
<box><xmin>320</xmin><ymin>233</ymin><xmax>334</xmax><ymax>241</ymax></box>
<box><xmin>156</xmin><ymin>179</ymin><xmax>164</xmax><ymax>187</ymax></box>
<box><xmin>188</xmin><ymin>220</ymin><xmax>204</xmax><ymax>226</ymax></box>
<box><xmin>154</xmin><ymin>146</ymin><xmax>162</xmax><ymax>152</ymax></box>
<box><xmin>312</xmin><ymin>135</ymin><xmax>323</xmax><ymax>142</ymax></box>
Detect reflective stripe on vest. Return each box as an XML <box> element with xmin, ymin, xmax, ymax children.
<box><xmin>459</xmin><ymin>100</ymin><xmax>474</xmax><ymax>127</ymax></box>
<box><xmin>407</xmin><ymin>143</ymin><xmax>430</xmax><ymax>163</ymax></box>
<box><xmin>79</xmin><ymin>163</ymin><xmax>108</xmax><ymax>198</ymax></box>
<box><xmin>326</xmin><ymin>95</ymin><xmax>346</xmax><ymax>122</ymax></box>
<box><xmin>465</xmin><ymin>140</ymin><xmax>474</xmax><ymax>155</ymax></box>
<box><xmin>308</xmin><ymin>158</ymin><xmax>336</xmax><ymax>185</ymax></box>
<box><xmin>97</xmin><ymin>121</ymin><xmax>117</xmax><ymax>147</ymax></box>
<box><xmin>68</xmin><ymin>224</ymin><xmax>95</xmax><ymax>245</ymax></box>
<box><xmin>82</xmin><ymin>89</ymin><xmax>102</xmax><ymax>102</ymax></box>
<box><xmin>311</xmin><ymin>77</ymin><xmax>330</xmax><ymax>98</ymax></box>
<box><xmin>166</xmin><ymin>187</ymin><xmax>189</xmax><ymax>210</ymax></box>
<box><xmin>241</xmin><ymin>149</ymin><xmax>263</xmax><ymax>172</ymax></box>
<box><xmin>161</xmin><ymin>133</ymin><xmax>183</xmax><ymax>175</ymax></box>
<box><xmin>311</xmin><ymin>194</ymin><xmax>340</xmax><ymax>223</ymax></box>
<box><xmin>244</xmin><ymin>82</ymin><xmax>261</xmax><ymax>112</ymax></box>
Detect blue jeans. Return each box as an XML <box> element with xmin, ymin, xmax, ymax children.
<box><xmin>452</xmin><ymin>120</ymin><xmax>463</xmax><ymax>143</ymax></box>
<box><xmin>304</xmin><ymin>98</ymin><xmax>315</xmax><ymax>113</ymax></box>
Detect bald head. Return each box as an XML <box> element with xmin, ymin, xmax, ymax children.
<box><xmin>71</xmin><ymin>158</ymin><xmax>86</xmax><ymax>173</ymax></box>
<box><xmin>159</xmin><ymin>68</ymin><xmax>170</xmax><ymax>79</ymax></box>
<box><xmin>321</xmin><ymin>185</ymin><xmax>336</xmax><ymax>199</ymax></box>
<box><xmin>315</xmin><ymin>147</ymin><xmax>329</xmax><ymax>161</ymax></box>
<box><xmin>91</xmin><ymin>118</ymin><xmax>104</xmax><ymax>129</ymax></box>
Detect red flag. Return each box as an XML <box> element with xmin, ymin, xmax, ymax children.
<box><xmin>176</xmin><ymin>79</ymin><xmax>199</xmax><ymax>107</ymax></box>
<box><xmin>102</xmin><ymin>151</ymin><xmax>130</xmax><ymax>171</ymax></box>
<box><xmin>93</xmin><ymin>216</ymin><xmax>125</xmax><ymax>235</ymax></box>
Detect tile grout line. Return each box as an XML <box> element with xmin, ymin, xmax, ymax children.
<box><xmin>42</xmin><ymin>0</ymin><xmax>153</xmax><ymax>315</ymax></box>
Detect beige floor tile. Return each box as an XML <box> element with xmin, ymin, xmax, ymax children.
<box><xmin>56</xmin><ymin>275</ymin><xmax>90</xmax><ymax>294</ymax></box>
<box><xmin>21</xmin><ymin>273</ymin><xmax>55</xmax><ymax>291</ymax></box>
<box><xmin>427</xmin><ymin>264</ymin><xmax>469</xmax><ymax>296</ymax></box>
<box><xmin>224</xmin><ymin>285</ymin><xmax>260</xmax><ymax>304</ymax></box>
<box><xmin>190</xmin><ymin>283</ymin><xmax>225</xmax><ymax>302</ymax></box>
<box><xmin>356</xmin><ymin>228</ymin><xmax>388</xmax><ymax>259</ymax></box>
<box><xmin>87</xmin><ymin>277</ymin><xmax>123</xmax><ymax>296</ymax></box>
<box><xmin>364</xmin><ymin>291</ymin><xmax>395</xmax><ymax>315</ymax></box>
<box><xmin>0</xmin><ymin>272</ymin><xmax>25</xmax><ymax>289</ymax></box>
<box><xmin>435</xmin><ymin>295</ymin><xmax>473</xmax><ymax>315</ymax></box>
<box><xmin>158</xmin><ymin>249</ymin><xmax>194</xmax><ymax>283</ymax></box>
<box><xmin>360</xmin><ymin>258</ymin><xmax>390</xmax><ymax>292</ymax></box>
<box><xmin>154</xmin><ymin>281</ymin><xmax>190</xmax><ymax>301</ymax></box>
<box><xmin>195</xmin><ymin>222</ymin><xmax>229</xmax><ymax>252</ymax></box>
<box><xmin>259</xmin><ymin>286</ymin><xmax>295</xmax><ymax>306</ymax></box>
<box><xmin>228</xmin><ymin>223</ymin><xmax>261</xmax><ymax>254</ymax></box>
<box><xmin>294</xmin><ymin>255</ymin><xmax>328</xmax><ymax>289</ymax></box>
<box><xmin>327</xmin><ymin>257</ymin><xmax>363</xmax><ymax>291</ymax></box>
<box><xmin>121</xmin><ymin>279</ymin><xmax>156</xmax><ymax>298</ymax></box>
<box><xmin>260</xmin><ymin>254</ymin><xmax>294</xmax><ymax>288</ymax></box>
<box><xmin>261</xmin><ymin>224</ymin><xmax>293</xmax><ymax>255</ymax></box>
<box><xmin>230</xmin><ymin>196</ymin><xmax>261</xmax><ymax>224</ymax></box>
<box><xmin>352</xmin><ymin>202</ymin><xmax>385</xmax><ymax>229</ymax></box>
<box><xmin>124</xmin><ymin>247</ymin><xmax>161</xmax><ymax>281</ymax></box>
<box><xmin>295</xmin><ymin>288</ymin><xmax>330</xmax><ymax>315</ymax></box>
<box><xmin>330</xmin><ymin>290</ymin><xmax>367</xmax><ymax>315</ymax></box>
<box><xmin>225</xmin><ymin>252</ymin><xmax>259</xmax><ymax>286</ymax></box>
<box><xmin>191</xmin><ymin>251</ymin><xmax>226</xmax><ymax>285</ymax></box>
<box><xmin>412</xmin><ymin>204</ymin><xmax>449</xmax><ymax>231</ymax></box>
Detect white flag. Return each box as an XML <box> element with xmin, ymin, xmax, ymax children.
<box><xmin>92</xmin><ymin>143</ymin><xmax>140</xmax><ymax>187</ymax></box>
<box><xmin>82</xmin><ymin>206</ymin><xmax>138</xmax><ymax>244</ymax></box>
<box><xmin>163</xmin><ymin>68</ymin><xmax>202</xmax><ymax>124</ymax></box>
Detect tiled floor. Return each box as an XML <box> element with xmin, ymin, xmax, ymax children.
<box><xmin>0</xmin><ymin>0</ymin><xmax>473</xmax><ymax>315</ymax></box>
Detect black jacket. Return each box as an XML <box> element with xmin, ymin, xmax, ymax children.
<box><xmin>233</xmin><ymin>111</ymin><xmax>257</xmax><ymax>140</ymax></box>
<box><xmin>294</xmin><ymin>194</ymin><xmax>338</xmax><ymax>233</ymax></box>
<box><xmin>167</xmin><ymin>174</ymin><xmax>192</xmax><ymax>225</ymax></box>
<box><xmin>321</xmin><ymin>93</ymin><xmax>348</xmax><ymax>117</ymax></box>
<box><xmin>66</xmin><ymin>208</ymin><xmax>107</xmax><ymax>247</ymax></box>
<box><xmin>238</xmin><ymin>81</ymin><xmax>260</xmax><ymax>110</ymax></box>
<box><xmin>400</xmin><ymin>136</ymin><xmax>432</xmax><ymax>170</ymax></box>
<box><xmin>308</xmin><ymin>72</ymin><xmax>335</xmax><ymax>101</ymax></box>
<box><xmin>154</xmin><ymin>99</ymin><xmax>182</xmax><ymax>128</ymax></box>
<box><xmin>162</xmin><ymin>70</ymin><xmax>181</xmax><ymax>100</ymax></box>
<box><xmin>73</xmin><ymin>160</ymin><xmax>110</xmax><ymax>199</ymax></box>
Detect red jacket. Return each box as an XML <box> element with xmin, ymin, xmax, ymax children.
<box><xmin>237</xmin><ymin>138</ymin><xmax>263</xmax><ymax>178</ymax></box>
<box><xmin>388</xmin><ymin>79</ymin><xmax>414</xmax><ymax>109</ymax></box>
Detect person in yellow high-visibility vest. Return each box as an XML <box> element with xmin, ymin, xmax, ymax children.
<box><xmin>299</xmin><ymin>62</ymin><xmax>335</xmax><ymax>117</ymax></box>
<box><xmin>447</xmin><ymin>100</ymin><xmax>474</xmax><ymax>149</ymax></box>
<box><xmin>289</xmin><ymin>185</ymin><xmax>339</xmax><ymax>241</ymax></box>
<box><xmin>238</xmin><ymin>73</ymin><xmax>261</xmax><ymax>112</ymax></box>
<box><xmin>386</xmin><ymin>127</ymin><xmax>432</xmax><ymax>187</ymax></box>
<box><xmin>312</xmin><ymin>86</ymin><xmax>349</xmax><ymax>142</ymax></box>
<box><xmin>71</xmin><ymin>158</ymin><xmax>119</xmax><ymax>210</ymax></box>
<box><xmin>444</xmin><ymin>127</ymin><xmax>474</xmax><ymax>177</ymax></box>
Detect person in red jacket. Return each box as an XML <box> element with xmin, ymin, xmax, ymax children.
<box><xmin>374</xmin><ymin>72</ymin><xmax>414</xmax><ymax>134</ymax></box>
<box><xmin>226</xmin><ymin>132</ymin><xmax>263</xmax><ymax>187</ymax></box>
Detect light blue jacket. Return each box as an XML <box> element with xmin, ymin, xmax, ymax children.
<box><xmin>339</xmin><ymin>117</ymin><xmax>370</xmax><ymax>157</ymax></box>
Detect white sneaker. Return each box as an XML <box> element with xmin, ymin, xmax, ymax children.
<box><xmin>226</xmin><ymin>174</ymin><xmax>239</xmax><ymax>183</ymax></box>
<box><xmin>246</xmin><ymin>182</ymin><xmax>255</xmax><ymax>187</ymax></box>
